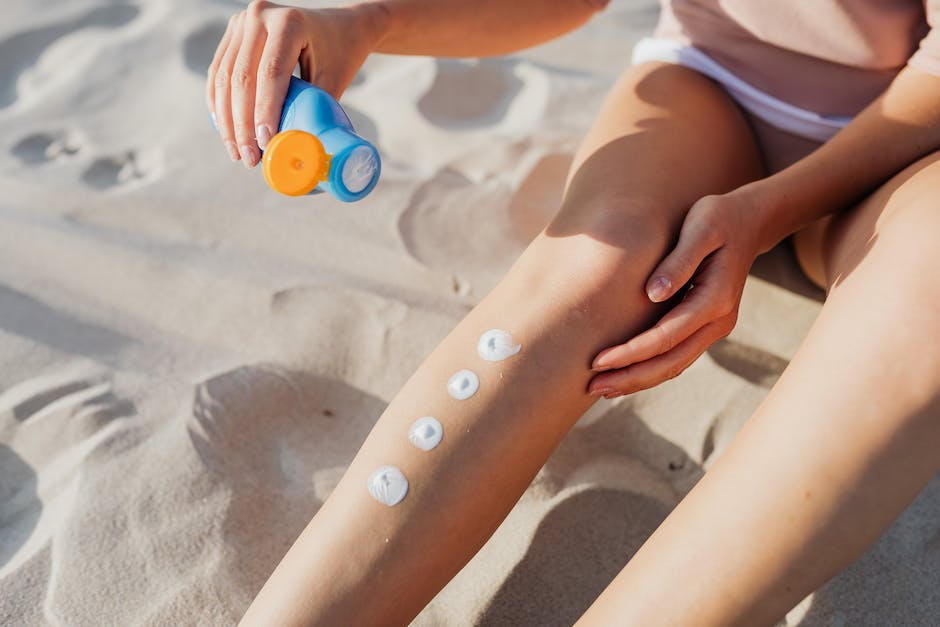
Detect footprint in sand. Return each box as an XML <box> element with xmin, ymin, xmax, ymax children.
<box><xmin>17</xmin><ymin>365</ymin><xmax>383</xmax><ymax>623</ymax></box>
<box><xmin>13</xmin><ymin>130</ymin><xmax>158</xmax><ymax>191</ymax></box>
<box><xmin>397</xmin><ymin>168</ymin><xmax>521</xmax><ymax>290</ymax></box>
<box><xmin>187</xmin><ymin>364</ymin><xmax>386</xmax><ymax>597</ymax></box>
<box><xmin>0</xmin><ymin>444</ymin><xmax>40</xmax><ymax>569</ymax></box>
<box><xmin>417</xmin><ymin>58</ymin><xmax>524</xmax><ymax>129</ymax></box>
<box><xmin>0</xmin><ymin>370</ymin><xmax>136</xmax><ymax>432</ymax></box>
<box><xmin>0</xmin><ymin>368</ymin><xmax>136</xmax><ymax>572</ymax></box>
<box><xmin>80</xmin><ymin>149</ymin><xmax>159</xmax><ymax>190</ymax></box>
<box><xmin>11</xmin><ymin>129</ymin><xmax>83</xmax><ymax>165</ymax></box>
<box><xmin>0</xmin><ymin>3</ymin><xmax>139</xmax><ymax>109</ymax></box>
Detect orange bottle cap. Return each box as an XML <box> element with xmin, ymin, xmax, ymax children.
<box><xmin>262</xmin><ymin>130</ymin><xmax>331</xmax><ymax>196</ymax></box>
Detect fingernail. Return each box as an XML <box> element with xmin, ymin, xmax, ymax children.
<box><xmin>210</xmin><ymin>112</ymin><xmax>218</xmax><ymax>131</ymax></box>
<box><xmin>225</xmin><ymin>141</ymin><xmax>240</xmax><ymax>162</ymax></box>
<box><xmin>239</xmin><ymin>144</ymin><xmax>258</xmax><ymax>168</ymax></box>
<box><xmin>256</xmin><ymin>124</ymin><xmax>272</xmax><ymax>150</ymax></box>
<box><xmin>590</xmin><ymin>387</ymin><xmax>613</xmax><ymax>397</ymax></box>
<box><xmin>647</xmin><ymin>276</ymin><xmax>672</xmax><ymax>302</ymax></box>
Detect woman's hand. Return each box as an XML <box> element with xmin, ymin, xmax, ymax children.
<box><xmin>588</xmin><ymin>190</ymin><xmax>769</xmax><ymax>398</ymax></box>
<box><xmin>207</xmin><ymin>0</ymin><xmax>387</xmax><ymax>167</ymax></box>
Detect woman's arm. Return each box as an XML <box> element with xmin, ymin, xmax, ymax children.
<box><xmin>589</xmin><ymin>65</ymin><xmax>940</xmax><ymax>395</ymax></box>
<box><xmin>367</xmin><ymin>0</ymin><xmax>608</xmax><ymax>57</ymax></box>
<box><xmin>748</xmin><ymin>65</ymin><xmax>940</xmax><ymax>253</ymax></box>
<box><xmin>208</xmin><ymin>0</ymin><xmax>607</xmax><ymax>166</ymax></box>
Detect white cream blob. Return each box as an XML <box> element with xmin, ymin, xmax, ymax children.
<box><xmin>408</xmin><ymin>416</ymin><xmax>443</xmax><ymax>451</ymax></box>
<box><xmin>340</xmin><ymin>145</ymin><xmax>378</xmax><ymax>193</ymax></box>
<box><xmin>367</xmin><ymin>465</ymin><xmax>409</xmax><ymax>506</ymax></box>
<box><xmin>447</xmin><ymin>369</ymin><xmax>479</xmax><ymax>400</ymax></box>
<box><xmin>477</xmin><ymin>328</ymin><xmax>522</xmax><ymax>361</ymax></box>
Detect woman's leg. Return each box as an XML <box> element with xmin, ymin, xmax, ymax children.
<box><xmin>238</xmin><ymin>62</ymin><xmax>762</xmax><ymax>627</ymax></box>
<box><xmin>577</xmin><ymin>151</ymin><xmax>940</xmax><ymax>626</ymax></box>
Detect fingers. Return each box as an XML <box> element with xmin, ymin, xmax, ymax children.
<box><xmin>214</xmin><ymin>12</ymin><xmax>244</xmax><ymax>162</ymax></box>
<box><xmin>592</xmin><ymin>255</ymin><xmax>738</xmax><ymax>371</ymax></box>
<box><xmin>592</xmin><ymin>285</ymin><xmax>724</xmax><ymax>371</ymax></box>
<box><xmin>588</xmin><ymin>314</ymin><xmax>735</xmax><ymax>398</ymax></box>
<box><xmin>230</xmin><ymin>12</ymin><xmax>268</xmax><ymax>167</ymax></box>
<box><xmin>255</xmin><ymin>9</ymin><xmax>305</xmax><ymax>151</ymax></box>
<box><xmin>646</xmin><ymin>204</ymin><xmax>722</xmax><ymax>303</ymax></box>
<box><xmin>206</xmin><ymin>14</ymin><xmax>236</xmax><ymax>114</ymax></box>
<box><xmin>210</xmin><ymin>3</ymin><xmax>309</xmax><ymax>164</ymax></box>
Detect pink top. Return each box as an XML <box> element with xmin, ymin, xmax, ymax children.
<box><xmin>655</xmin><ymin>0</ymin><xmax>940</xmax><ymax>116</ymax></box>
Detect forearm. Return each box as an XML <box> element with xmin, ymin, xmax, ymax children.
<box><xmin>747</xmin><ymin>66</ymin><xmax>940</xmax><ymax>252</ymax></box>
<box><xmin>356</xmin><ymin>0</ymin><xmax>605</xmax><ymax>57</ymax></box>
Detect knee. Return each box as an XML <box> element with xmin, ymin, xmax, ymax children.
<box><xmin>518</xmin><ymin>194</ymin><xmax>678</xmax><ymax>307</ymax></box>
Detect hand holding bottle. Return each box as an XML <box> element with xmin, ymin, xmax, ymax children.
<box><xmin>206</xmin><ymin>0</ymin><xmax>386</xmax><ymax>168</ymax></box>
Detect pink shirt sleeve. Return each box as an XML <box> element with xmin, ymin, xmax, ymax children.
<box><xmin>909</xmin><ymin>0</ymin><xmax>940</xmax><ymax>74</ymax></box>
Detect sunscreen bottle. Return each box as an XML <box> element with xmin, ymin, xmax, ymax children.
<box><xmin>261</xmin><ymin>76</ymin><xmax>380</xmax><ymax>201</ymax></box>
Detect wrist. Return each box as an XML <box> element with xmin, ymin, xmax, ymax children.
<box><xmin>727</xmin><ymin>178</ymin><xmax>794</xmax><ymax>255</ymax></box>
<box><xmin>350</xmin><ymin>2</ymin><xmax>393</xmax><ymax>51</ymax></box>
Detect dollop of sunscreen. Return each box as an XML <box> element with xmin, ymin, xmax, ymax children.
<box><xmin>477</xmin><ymin>329</ymin><xmax>521</xmax><ymax>361</ymax></box>
<box><xmin>408</xmin><ymin>416</ymin><xmax>443</xmax><ymax>451</ymax></box>
<box><xmin>367</xmin><ymin>465</ymin><xmax>409</xmax><ymax>506</ymax></box>
<box><xmin>447</xmin><ymin>369</ymin><xmax>479</xmax><ymax>400</ymax></box>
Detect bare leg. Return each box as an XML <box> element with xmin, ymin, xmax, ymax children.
<box><xmin>238</xmin><ymin>62</ymin><xmax>762</xmax><ymax>626</ymax></box>
<box><xmin>577</xmin><ymin>152</ymin><xmax>940</xmax><ymax>625</ymax></box>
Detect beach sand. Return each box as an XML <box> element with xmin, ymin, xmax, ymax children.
<box><xmin>1</xmin><ymin>0</ymin><xmax>939</xmax><ymax>625</ymax></box>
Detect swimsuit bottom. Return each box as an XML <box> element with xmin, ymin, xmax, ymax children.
<box><xmin>632</xmin><ymin>37</ymin><xmax>852</xmax><ymax>142</ymax></box>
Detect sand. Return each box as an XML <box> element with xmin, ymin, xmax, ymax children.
<box><xmin>1</xmin><ymin>0</ymin><xmax>939</xmax><ymax>625</ymax></box>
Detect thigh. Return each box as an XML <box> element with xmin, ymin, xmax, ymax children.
<box><xmin>549</xmin><ymin>61</ymin><xmax>764</xmax><ymax>246</ymax></box>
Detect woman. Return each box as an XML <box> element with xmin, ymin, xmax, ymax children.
<box><xmin>207</xmin><ymin>1</ymin><xmax>940</xmax><ymax>624</ymax></box>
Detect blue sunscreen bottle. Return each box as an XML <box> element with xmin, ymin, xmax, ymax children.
<box><xmin>210</xmin><ymin>76</ymin><xmax>380</xmax><ymax>201</ymax></box>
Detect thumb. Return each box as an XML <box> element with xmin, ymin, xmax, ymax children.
<box><xmin>646</xmin><ymin>214</ymin><xmax>719</xmax><ymax>303</ymax></box>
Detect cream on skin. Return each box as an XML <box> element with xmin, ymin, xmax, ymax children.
<box><xmin>446</xmin><ymin>369</ymin><xmax>479</xmax><ymax>400</ymax></box>
<box><xmin>408</xmin><ymin>416</ymin><xmax>443</xmax><ymax>451</ymax></box>
<box><xmin>477</xmin><ymin>328</ymin><xmax>522</xmax><ymax>361</ymax></box>
<box><xmin>367</xmin><ymin>465</ymin><xmax>409</xmax><ymax>506</ymax></box>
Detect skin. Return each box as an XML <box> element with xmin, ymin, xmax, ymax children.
<box><xmin>206</xmin><ymin>0</ymin><xmax>605</xmax><ymax>166</ymax></box>
<box><xmin>579</xmin><ymin>148</ymin><xmax>940</xmax><ymax>625</ymax></box>
<box><xmin>237</xmin><ymin>59</ymin><xmax>760</xmax><ymax>626</ymax></box>
<box><xmin>589</xmin><ymin>65</ymin><xmax>940</xmax><ymax>400</ymax></box>
<box><xmin>208</xmin><ymin>1</ymin><xmax>940</xmax><ymax>625</ymax></box>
